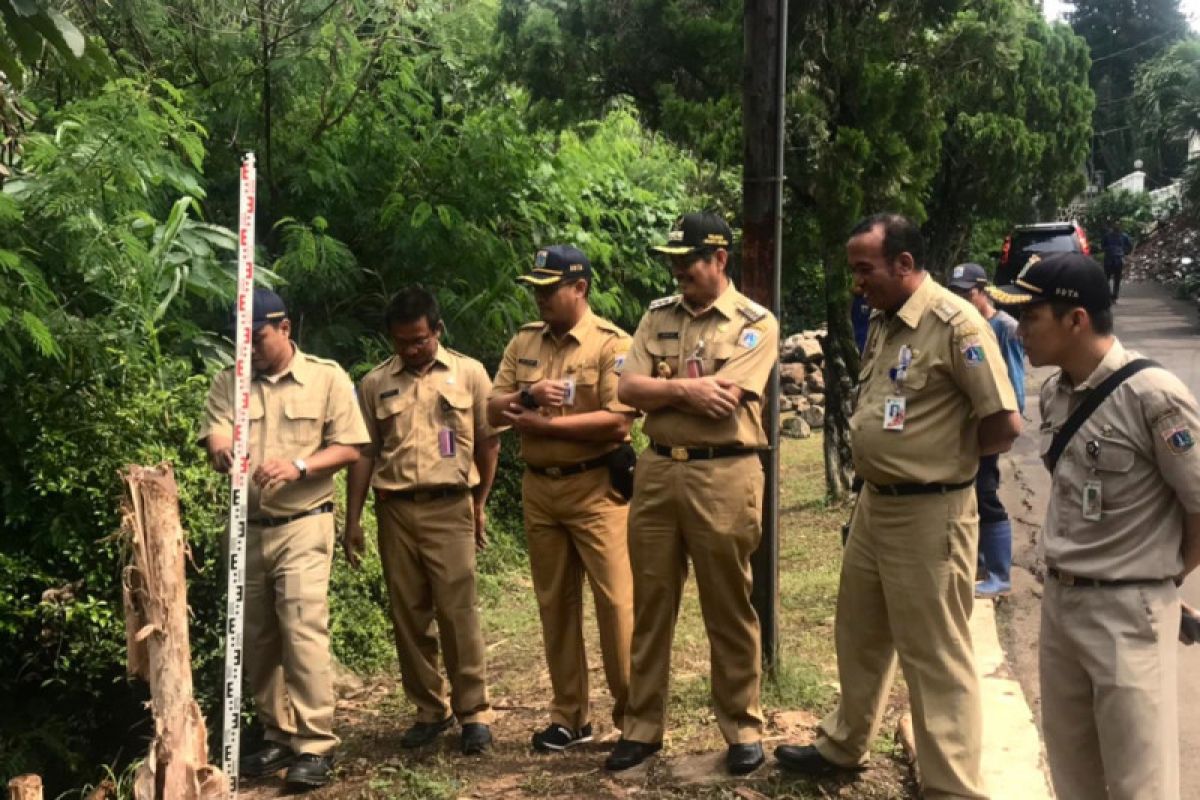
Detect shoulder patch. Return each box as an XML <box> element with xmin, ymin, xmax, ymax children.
<box><xmin>737</xmin><ymin>301</ymin><xmax>768</xmax><ymax>323</ymax></box>
<box><xmin>649</xmin><ymin>294</ymin><xmax>681</xmax><ymax>311</ymax></box>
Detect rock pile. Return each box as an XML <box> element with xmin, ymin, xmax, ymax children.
<box><xmin>779</xmin><ymin>329</ymin><xmax>827</xmax><ymax>438</ymax></box>
<box><xmin>1125</xmin><ymin>216</ymin><xmax>1200</xmax><ymax>308</ymax></box>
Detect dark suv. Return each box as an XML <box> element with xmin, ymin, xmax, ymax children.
<box><xmin>995</xmin><ymin>222</ymin><xmax>1091</xmax><ymax>285</ymax></box>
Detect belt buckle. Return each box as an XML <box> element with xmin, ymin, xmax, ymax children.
<box><xmin>545</xmin><ymin>466</ymin><xmax>562</xmax><ymax>477</ymax></box>
<box><xmin>670</xmin><ymin>446</ymin><xmax>689</xmax><ymax>462</ymax></box>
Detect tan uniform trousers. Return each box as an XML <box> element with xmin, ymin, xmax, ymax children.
<box><xmin>375</xmin><ymin>491</ymin><xmax>492</xmax><ymax>725</ymax></box>
<box><xmin>816</xmin><ymin>488</ymin><xmax>986</xmax><ymax>800</ymax></box>
<box><xmin>622</xmin><ymin>450</ymin><xmax>765</xmax><ymax>745</ymax></box>
<box><xmin>1040</xmin><ymin>579</ymin><xmax>1180</xmax><ymax>800</ymax></box>
<box><xmin>523</xmin><ymin>466</ymin><xmax>633</xmax><ymax>731</ymax></box>
<box><xmin>243</xmin><ymin>512</ymin><xmax>339</xmax><ymax>756</ymax></box>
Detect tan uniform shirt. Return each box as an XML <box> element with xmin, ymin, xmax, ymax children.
<box><xmin>199</xmin><ymin>346</ymin><xmax>370</xmax><ymax>517</ymax></box>
<box><xmin>1039</xmin><ymin>339</ymin><xmax>1200</xmax><ymax>580</ymax></box>
<box><xmin>851</xmin><ymin>275</ymin><xmax>1018</xmax><ymax>486</ymax></box>
<box><xmin>491</xmin><ymin>309</ymin><xmax>636</xmax><ymax>468</ymax></box>
<box><xmin>359</xmin><ymin>345</ymin><xmax>494</xmax><ymax>491</ymax></box>
<box><xmin>624</xmin><ymin>283</ymin><xmax>779</xmax><ymax>448</ymax></box>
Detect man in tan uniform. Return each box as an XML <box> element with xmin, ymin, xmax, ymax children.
<box><xmin>200</xmin><ymin>288</ymin><xmax>370</xmax><ymax>789</ymax></box>
<box><xmin>488</xmin><ymin>245</ymin><xmax>637</xmax><ymax>752</ymax></box>
<box><xmin>345</xmin><ymin>286</ymin><xmax>500</xmax><ymax>756</ymax></box>
<box><xmin>989</xmin><ymin>253</ymin><xmax>1200</xmax><ymax>800</ymax></box>
<box><xmin>603</xmin><ymin>212</ymin><xmax>779</xmax><ymax>776</ymax></box>
<box><xmin>775</xmin><ymin>213</ymin><xmax>1021</xmax><ymax>799</ymax></box>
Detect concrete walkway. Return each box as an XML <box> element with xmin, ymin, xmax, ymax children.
<box><xmin>971</xmin><ymin>597</ymin><xmax>1054</xmax><ymax>799</ymax></box>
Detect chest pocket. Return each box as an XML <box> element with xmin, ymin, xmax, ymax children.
<box><xmin>1087</xmin><ymin>435</ymin><xmax>1138</xmax><ymax>508</ymax></box>
<box><xmin>374</xmin><ymin>393</ymin><xmax>415</xmax><ymax>446</ymax></box>
<box><xmin>437</xmin><ymin>387</ymin><xmax>474</xmax><ymax>432</ymax></box>
<box><xmin>515</xmin><ymin>357</ymin><xmax>543</xmax><ymax>387</ymax></box>
<box><xmin>646</xmin><ymin>337</ymin><xmax>681</xmax><ymax>378</ymax></box>
<box><xmin>707</xmin><ymin>341</ymin><xmax>739</xmax><ymax>375</ymax></box>
<box><xmin>283</xmin><ymin>398</ymin><xmax>324</xmax><ymax>446</ymax></box>
<box><xmin>565</xmin><ymin>362</ymin><xmax>601</xmax><ymax>408</ymax></box>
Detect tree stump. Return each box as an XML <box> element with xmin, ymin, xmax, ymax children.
<box><xmin>122</xmin><ymin>464</ymin><xmax>227</xmax><ymax>800</ymax></box>
<box><xmin>7</xmin><ymin>775</ymin><xmax>42</xmax><ymax>800</ymax></box>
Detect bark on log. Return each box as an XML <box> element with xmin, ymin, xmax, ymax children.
<box><xmin>122</xmin><ymin>464</ymin><xmax>227</xmax><ymax>800</ymax></box>
<box><xmin>7</xmin><ymin>774</ymin><xmax>42</xmax><ymax>800</ymax></box>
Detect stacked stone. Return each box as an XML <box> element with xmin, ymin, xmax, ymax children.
<box><xmin>778</xmin><ymin>330</ymin><xmax>826</xmax><ymax>439</ymax></box>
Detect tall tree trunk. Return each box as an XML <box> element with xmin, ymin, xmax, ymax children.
<box><xmin>821</xmin><ymin>244</ymin><xmax>858</xmax><ymax>499</ymax></box>
<box><xmin>122</xmin><ymin>464</ymin><xmax>227</xmax><ymax>800</ymax></box>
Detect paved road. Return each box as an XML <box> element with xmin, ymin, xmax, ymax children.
<box><xmin>1001</xmin><ymin>279</ymin><xmax>1200</xmax><ymax>799</ymax></box>
<box><xmin>1114</xmin><ymin>280</ymin><xmax>1200</xmax><ymax>799</ymax></box>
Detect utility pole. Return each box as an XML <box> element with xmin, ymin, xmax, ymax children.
<box><xmin>741</xmin><ymin>0</ymin><xmax>788</xmax><ymax>672</ymax></box>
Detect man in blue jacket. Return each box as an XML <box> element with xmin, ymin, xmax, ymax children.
<box><xmin>949</xmin><ymin>262</ymin><xmax>1025</xmax><ymax>598</ymax></box>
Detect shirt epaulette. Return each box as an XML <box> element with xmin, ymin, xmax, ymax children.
<box><xmin>932</xmin><ymin>300</ymin><xmax>963</xmax><ymax>324</ymax></box>
<box><xmin>593</xmin><ymin>317</ymin><xmax>628</xmax><ymax>337</ymax></box>
<box><xmin>364</xmin><ymin>358</ymin><xmax>394</xmax><ymax>378</ymax></box>
<box><xmin>301</xmin><ymin>353</ymin><xmax>342</xmax><ymax>369</ymax></box>
<box><xmin>737</xmin><ymin>300</ymin><xmax>768</xmax><ymax>324</ymax></box>
<box><xmin>649</xmin><ymin>294</ymin><xmax>681</xmax><ymax>311</ymax></box>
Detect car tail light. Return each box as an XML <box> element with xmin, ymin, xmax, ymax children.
<box><xmin>1000</xmin><ymin>235</ymin><xmax>1012</xmax><ymax>268</ymax></box>
<box><xmin>1075</xmin><ymin>224</ymin><xmax>1090</xmax><ymax>255</ymax></box>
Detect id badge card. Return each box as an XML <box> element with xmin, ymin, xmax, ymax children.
<box><xmin>562</xmin><ymin>378</ymin><xmax>577</xmax><ymax>406</ymax></box>
<box><xmin>1082</xmin><ymin>479</ymin><xmax>1103</xmax><ymax>521</ymax></box>
<box><xmin>882</xmin><ymin>396</ymin><xmax>906</xmax><ymax>431</ymax></box>
<box><xmin>685</xmin><ymin>356</ymin><xmax>705</xmax><ymax>379</ymax></box>
<box><xmin>438</xmin><ymin>428</ymin><xmax>457</xmax><ymax>458</ymax></box>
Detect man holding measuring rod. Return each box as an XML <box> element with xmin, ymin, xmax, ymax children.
<box><xmin>200</xmin><ymin>287</ymin><xmax>369</xmax><ymax>789</ymax></box>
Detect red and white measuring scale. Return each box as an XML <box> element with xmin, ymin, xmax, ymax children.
<box><xmin>221</xmin><ymin>153</ymin><xmax>255</xmax><ymax>793</ymax></box>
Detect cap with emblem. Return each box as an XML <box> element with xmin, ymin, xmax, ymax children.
<box><xmin>948</xmin><ymin>262</ymin><xmax>988</xmax><ymax>291</ymax></box>
<box><xmin>651</xmin><ymin>212</ymin><xmax>734</xmax><ymax>255</ymax></box>
<box><xmin>988</xmin><ymin>252</ymin><xmax>1111</xmax><ymax>312</ymax></box>
<box><xmin>231</xmin><ymin>287</ymin><xmax>289</xmax><ymax>332</ymax></box>
<box><xmin>517</xmin><ymin>244</ymin><xmax>592</xmax><ymax>287</ymax></box>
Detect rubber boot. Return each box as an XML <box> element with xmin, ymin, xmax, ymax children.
<box><xmin>975</xmin><ymin>519</ymin><xmax>1012</xmax><ymax>599</ymax></box>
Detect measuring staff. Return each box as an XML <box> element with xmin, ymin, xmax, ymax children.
<box><xmin>200</xmin><ymin>287</ymin><xmax>369</xmax><ymax>789</ymax></box>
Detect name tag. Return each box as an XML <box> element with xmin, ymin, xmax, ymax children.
<box><xmin>1082</xmin><ymin>480</ymin><xmax>1102</xmax><ymax>521</ymax></box>
<box><xmin>518</xmin><ymin>358</ymin><xmax>539</xmax><ymax>367</ymax></box>
<box><xmin>657</xmin><ymin>331</ymin><xmax>680</xmax><ymax>340</ymax></box>
<box><xmin>380</xmin><ymin>388</ymin><xmax>400</xmax><ymax>399</ymax></box>
<box><xmin>883</xmin><ymin>396</ymin><xmax>906</xmax><ymax>431</ymax></box>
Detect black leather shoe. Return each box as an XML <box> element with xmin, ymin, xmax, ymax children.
<box><xmin>401</xmin><ymin>716</ymin><xmax>455</xmax><ymax>749</ymax></box>
<box><xmin>460</xmin><ymin>722</ymin><xmax>492</xmax><ymax>755</ymax></box>
<box><xmin>284</xmin><ymin>753</ymin><xmax>333</xmax><ymax>789</ymax></box>
<box><xmin>727</xmin><ymin>742</ymin><xmax>765</xmax><ymax>775</ymax></box>
<box><xmin>239</xmin><ymin>742</ymin><xmax>296</xmax><ymax>778</ymax></box>
<box><xmin>604</xmin><ymin>738</ymin><xmax>662</xmax><ymax>771</ymax></box>
<box><xmin>774</xmin><ymin>744</ymin><xmax>858</xmax><ymax>775</ymax></box>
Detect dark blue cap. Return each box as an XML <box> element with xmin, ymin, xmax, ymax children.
<box><xmin>231</xmin><ymin>287</ymin><xmax>288</xmax><ymax>332</ymax></box>
<box><xmin>518</xmin><ymin>245</ymin><xmax>592</xmax><ymax>287</ymax></box>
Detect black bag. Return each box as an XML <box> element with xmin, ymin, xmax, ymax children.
<box><xmin>606</xmin><ymin>443</ymin><xmax>637</xmax><ymax>502</ymax></box>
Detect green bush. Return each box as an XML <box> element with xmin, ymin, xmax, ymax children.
<box><xmin>1082</xmin><ymin>188</ymin><xmax>1156</xmax><ymax>244</ymax></box>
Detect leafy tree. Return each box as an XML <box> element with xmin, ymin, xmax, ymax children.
<box><xmin>1134</xmin><ymin>38</ymin><xmax>1200</xmax><ymax>184</ymax></box>
<box><xmin>1068</xmin><ymin>0</ymin><xmax>1191</xmax><ymax>184</ymax></box>
<box><xmin>0</xmin><ymin>0</ymin><xmax>85</xmax><ymax>88</ymax></box>
<box><xmin>923</xmin><ymin>1</ymin><xmax>1094</xmax><ymax>273</ymax></box>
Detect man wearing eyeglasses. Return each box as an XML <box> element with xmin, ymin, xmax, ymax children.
<box><xmin>488</xmin><ymin>245</ymin><xmax>638</xmax><ymax>754</ymax></box>
<box><xmin>345</xmin><ymin>286</ymin><xmax>500</xmax><ymax>756</ymax></box>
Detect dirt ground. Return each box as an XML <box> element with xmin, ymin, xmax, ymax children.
<box><xmin>236</xmin><ymin>437</ymin><xmax>917</xmax><ymax>800</ymax></box>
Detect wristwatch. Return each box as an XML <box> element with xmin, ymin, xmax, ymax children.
<box><xmin>519</xmin><ymin>388</ymin><xmax>538</xmax><ymax>409</ymax></box>
<box><xmin>292</xmin><ymin>458</ymin><xmax>308</xmax><ymax>479</ymax></box>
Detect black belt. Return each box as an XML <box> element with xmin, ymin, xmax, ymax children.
<box><xmin>528</xmin><ymin>454</ymin><xmax>610</xmax><ymax>478</ymax></box>
<box><xmin>1047</xmin><ymin>568</ymin><xmax>1171</xmax><ymax>588</ymax></box>
<box><xmin>651</xmin><ymin>442</ymin><xmax>759</xmax><ymax>462</ymax></box>
<box><xmin>250</xmin><ymin>502</ymin><xmax>335</xmax><ymax>528</ymax></box>
<box><xmin>381</xmin><ymin>486</ymin><xmax>467</xmax><ymax>503</ymax></box>
<box><xmin>867</xmin><ymin>478</ymin><xmax>975</xmax><ymax>496</ymax></box>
